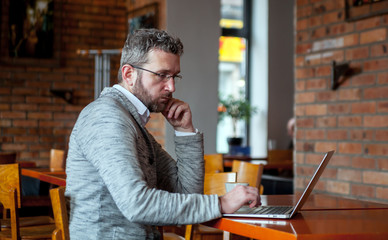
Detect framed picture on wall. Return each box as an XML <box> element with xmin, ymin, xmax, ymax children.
<box><xmin>0</xmin><ymin>0</ymin><xmax>61</xmax><ymax>66</ymax></box>
<box><xmin>127</xmin><ymin>3</ymin><xmax>159</xmax><ymax>35</ymax></box>
<box><xmin>346</xmin><ymin>0</ymin><xmax>388</xmax><ymax>21</ymax></box>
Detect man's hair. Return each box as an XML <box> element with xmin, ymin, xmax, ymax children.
<box><xmin>118</xmin><ymin>28</ymin><xmax>184</xmax><ymax>83</ymax></box>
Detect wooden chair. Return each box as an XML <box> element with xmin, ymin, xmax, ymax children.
<box><xmin>185</xmin><ymin>172</ymin><xmax>237</xmax><ymax>240</ymax></box>
<box><xmin>0</xmin><ymin>163</ymin><xmax>54</xmax><ymax>228</ymax></box>
<box><xmin>0</xmin><ymin>163</ymin><xmax>55</xmax><ymax>239</ymax></box>
<box><xmin>162</xmin><ymin>172</ymin><xmax>237</xmax><ymax>240</ymax></box>
<box><xmin>231</xmin><ymin>160</ymin><xmax>264</xmax><ymax>194</ymax></box>
<box><xmin>50</xmin><ymin>149</ymin><xmax>66</xmax><ymax>172</ymax></box>
<box><xmin>204</xmin><ymin>154</ymin><xmax>224</xmax><ymax>173</ymax></box>
<box><xmin>50</xmin><ymin>187</ymin><xmax>69</xmax><ymax>240</ymax></box>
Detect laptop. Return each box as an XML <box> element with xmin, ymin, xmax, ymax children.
<box><xmin>223</xmin><ymin>150</ymin><xmax>335</xmax><ymax>219</ymax></box>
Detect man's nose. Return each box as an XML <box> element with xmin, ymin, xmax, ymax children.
<box><xmin>165</xmin><ymin>78</ymin><xmax>175</xmax><ymax>92</ymax></box>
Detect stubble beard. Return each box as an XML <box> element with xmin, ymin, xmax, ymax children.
<box><xmin>132</xmin><ymin>75</ymin><xmax>170</xmax><ymax>113</ymax></box>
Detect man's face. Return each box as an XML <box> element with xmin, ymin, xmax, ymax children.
<box><xmin>131</xmin><ymin>49</ymin><xmax>180</xmax><ymax>112</ymax></box>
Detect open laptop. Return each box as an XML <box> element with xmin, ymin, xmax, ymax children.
<box><xmin>223</xmin><ymin>150</ymin><xmax>335</xmax><ymax>219</ymax></box>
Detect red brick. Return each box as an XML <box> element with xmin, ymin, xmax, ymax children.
<box><xmin>316</xmin><ymin>117</ymin><xmax>337</xmax><ymax>128</ymax></box>
<box><xmin>305</xmin><ymin>129</ymin><xmax>325</xmax><ymax>140</ymax></box>
<box><xmin>345</xmin><ymin>46</ymin><xmax>369</xmax><ymax>60</ymax></box>
<box><xmin>295</xmin><ymin>92</ymin><xmax>316</xmax><ymax>103</ymax></box>
<box><xmin>338</xmin><ymin>116</ymin><xmax>362</xmax><ymax>127</ymax></box>
<box><xmin>363</xmin><ymin>171</ymin><xmax>388</xmax><ymax>185</ymax></box>
<box><xmin>356</xmin><ymin>16</ymin><xmax>381</xmax><ymax>31</ymax></box>
<box><xmin>351</xmin><ymin>102</ymin><xmax>376</xmax><ymax>114</ymax></box>
<box><xmin>376</xmin><ymin>187</ymin><xmax>388</xmax><ymax>200</ymax></box>
<box><xmin>297</xmin><ymin>5</ymin><xmax>313</xmax><ymax>19</ymax></box>
<box><xmin>339</xmin><ymin>89</ymin><xmax>361</xmax><ymax>101</ymax></box>
<box><xmin>328</xmin><ymin>103</ymin><xmax>350</xmax><ymax>114</ymax></box>
<box><xmin>365</xmin><ymin>144</ymin><xmax>388</xmax><ymax>156</ymax></box>
<box><xmin>13</xmin><ymin>120</ymin><xmax>38</xmax><ymax>128</ymax></box>
<box><xmin>350</xmin><ymin>129</ymin><xmax>374</xmax><ymax>141</ymax></box>
<box><xmin>28</xmin><ymin>112</ymin><xmax>52</xmax><ymax>120</ymax></box>
<box><xmin>306</xmin><ymin>78</ymin><xmax>328</xmax><ymax>90</ymax></box>
<box><xmin>0</xmin><ymin>111</ymin><xmax>26</xmax><ymax>119</ymax></box>
<box><xmin>339</xmin><ymin>142</ymin><xmax>363</xmax><ymax>154</ymax></box>
<box><xmin>311</xmin><ymin>27</ymin><xmax>327</xmax><ymax>40</ymax></box>
<box><xmin>315</xmin><ymin>65</ymin><xmax>331</xmax><ymax>77</ymax></box>
<box><xmin>360</xmin><ymin>28</ymin><xmax>387</xmax><ymax>44</ymax></box>
<box><xmin>371</xmin><ymin>43</ymin><xmax>388</xmax><ymax>57</ymax></box>
<box><xmin>343</xmin><ymin>34</ymin><xmax>359</xmax><ymax>47</ymax></box>
<box><xmin>297</xmin><ymin>18</ymin><xmax>309</xmax><ymax>31</ymax></box>
<box><xmin>338</xmin><ymin>168</ymin><xmax>362</xmax><ymax>182</ymax></box>
<box><xmin>364</xmin><ymin>59</ymin><xmax>388</xmax><ymax>71</ymax></box>
<box><xmin>351</xmin><ymin>74</ymin><xmax>376</xmax><ymax>86</ymax></box>
<box><xmin>327</xmin><ymin>129</ymin><xmax>347</xmax><ymax>140</ymax></box>
<box><xmin>329</xmin><ymin>23</ymin><xmax>354</xmax><ymax>36</ymax></box>
<box><xmin>352</xmin><ymin>157</ymin><xmax>376</xmax><ymax>169</ymax></box>
<box><xmin>295</xmin><ymin>56</ymin><xmax>305</xmax><ymax>67</ymax></box>
<box><xmin>376</xmin><ymin>130</ymin><xmax>388</xmax><ymax>141</ymax></box>
<box><xmin>305</xmin><ymin>104</ymin><xmax>327</xmax><ymax>115</ymax></box>
<box><xmin>323</xmin><ymin>10</ymin><xmax>344</xmax><ymax>25</ymax></box>
<box><xmin>309</xmin><ymin>15</ymin><xmax>323</xmax><ymax>28</ymax></box>
<box><xmin>295</xmin><ymin>68</ymin><xmax>315</xmax><ymax>79</ymax></box>
<box><xmin>378</xmin><ymin>158</ymin><xmax>388</xmax><ymax>170</ymax></box>
<box><xmin>352</xmin><ymin>184</ymin><xmax>375</xmax><ymax>198</ymax></box>
<box><xmin>377</xmin><ymin>101</ymin><xmax>388</xmax><ymax>113</ymax></box>
<box><xmin>327</xmin><ymin>180</ymin><xmax>350</xmax><ymax>194</ymax></box>
<box><xmin>364</xmin><ymin>86</ymin><xmax>388</xmax><ymax>99</ymax></box>
<box><xmin>296</xmin><ymin>80</ymin><xmax>306</xmax><ymax>91</ymax></box>
<box><xmin>322</xmin><ymin>50</ymin><xmax>344</xmax><ymax>63</ymax></box>
<box><xmin>317</xmin><ymin>91</ymin><xmax>337</xmax><ymax>102</ymax></box>
<box><xmin>378</xmin><ymin>72</ymin><xmax>388</xmax><ymax>84</ymax></box>
<box><xmin>364</xmin><ymin>115</ymin><xmax>388</xmax><ymax>127</ymax></box>
<box><xmin>296</xmin><ymin>43</ymin><xmax>312</xmax><ymax>54</ymax></box>
<box><xmin>315</xmin><ymin>141</ymin><xmax>337</xmax><ymax>153</ymax></box>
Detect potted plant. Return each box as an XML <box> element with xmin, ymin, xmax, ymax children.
<box><xmin>218</xmin><ymin>94</ymin><xmax>258</xmax><ymax>147</ymax></box>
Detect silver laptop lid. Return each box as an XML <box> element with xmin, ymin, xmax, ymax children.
<box><xmin>289</xmin><ymin>150</ymin><xmax>335</xmax><ymax>217</ymax></box>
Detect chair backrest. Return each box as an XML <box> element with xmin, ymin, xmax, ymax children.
<box><xmin>50</xmin><ymin>149</ymin><xmax>65</xmax><ymax>172</ymax></box>
<box><xmin>0</xmin><ymin>163</ymin><xmax>22</xmax><ymax>208</ymax></box>
<box><xmin>50</xmin><ymin>187</ymin><xmax>70</xmax><ymax>240</ymax></box>
<box><xmin>0</xmin><ymin>152</ymin><xmax>17</xmax><ymax>164</ymax></box>
<box><xmin>204</xmin><ymin>172</ymin><xmax>237</xmax><ymax>196</ymax></box>
<box><xmin>204</xmin><ymin>154</ymin><xmax>224</xmax><ymax>173</ymax></box>
<box><xmin>231</xmin><ymin>160</ymin><xmax>264</xmax><ymax>190</ymax></box>
<box><xmin>267</xmin><ymin>149</ymin><xmax>293</xmax><ymax>163</ymax></box>
<box><xmin>0</xmin><ymin>188</ymin><xmax>20</xmax><ymax>240</ymax></box>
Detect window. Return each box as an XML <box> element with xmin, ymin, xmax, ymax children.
<box><xmin>217</xmin><ymin>0</ymin><xmax>251</xmax><ymax>154</ymax></box>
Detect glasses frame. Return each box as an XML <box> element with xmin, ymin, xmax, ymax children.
<box><xmin>129</xmin><ymin>64</ymin><xmax>182</xmax><ymax>83</ymax></box>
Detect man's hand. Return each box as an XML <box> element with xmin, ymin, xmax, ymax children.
<box><xmin>219</xmin><ymin>185</ymin><xmax>261</xmax><ymax>214</ymax></box>
<box><xmin>162</xmin><ymin>98</ymin><xmax>195</xmax><ymax>133</ymax></box>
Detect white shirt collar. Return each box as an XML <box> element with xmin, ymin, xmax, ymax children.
<box><xmin>113</xmin><ymin>84</ymin><xmax>150</xmax><ymax>126</ymax></box>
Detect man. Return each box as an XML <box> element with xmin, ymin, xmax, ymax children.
<box><xmin>66</xmin><ymin>29</ymin><xmax>260</xmax><ymax>239</ymax></box>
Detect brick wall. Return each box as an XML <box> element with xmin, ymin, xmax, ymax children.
<box><xmin>295</xmin><ymin>0</ymin><xmax>388</xmax><ymax>203</ymax></box>
<box><xmin>0</xmin><ymin>0</ymin><xmax>166</xmax><ymax>166</ymax></box>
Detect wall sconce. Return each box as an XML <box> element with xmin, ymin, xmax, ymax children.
<box><xmin>331</xmin><ymin>61</ymin><xmax>351</xmax><ymax>90</ymax></box>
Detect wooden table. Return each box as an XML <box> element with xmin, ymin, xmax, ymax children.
<box><xmin>21</xmin><ymin>168</ymin><xmax>66</xmax><ymax>186</ymax></box>
<box><xmin>202</xmin><ymin>194</ymin><xmax>388</xmax><ymax>240</ymax></box>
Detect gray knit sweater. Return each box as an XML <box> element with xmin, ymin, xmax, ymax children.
<box><xmin>65</xmin><ymin>87</ymin><xmax>221</xmax><ymax>239</ymax></box>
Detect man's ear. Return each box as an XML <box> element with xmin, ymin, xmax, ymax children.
<box><xmin>121</xmin><ymin>64</ymin><xmax>137</xmax><ymax>88</ymax></box>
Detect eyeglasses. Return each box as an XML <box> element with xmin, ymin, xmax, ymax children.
<box><xmin>130</xmin><ymin>64</ymin><xmax>182</xmax><ymax>83</ymax></box>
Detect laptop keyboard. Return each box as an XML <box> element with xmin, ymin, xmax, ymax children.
<box><xmin>249</xmin><ymin>206</ymin><xmax>293</xmax><ymax>215</ymax></box>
